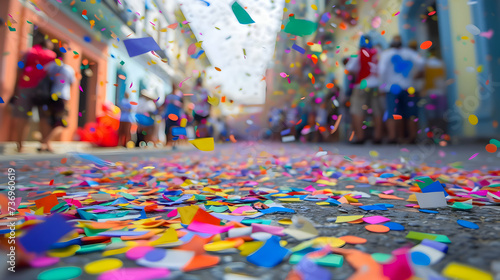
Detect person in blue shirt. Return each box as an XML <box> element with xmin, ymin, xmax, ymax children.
<box><xmin>118</xmin><ymin>92</ymin><xmax>134</xmax><ymax>147</ymax></box>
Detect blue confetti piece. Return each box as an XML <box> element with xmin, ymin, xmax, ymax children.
<box><xmin>260</xmin><ymin>207</ymin><xmax>295</xmax><ymax>214</ymax></box>
<box><xmin>36</xmin><ymin>64</ymin><xmax>43</xmax><ymax>70</ymax></box>
<box><xmin>83</xmin><ymin>36</ymin><xmax>91</xmax><ymax>42</ymax></box>
<box><xmin>69</xmin><ymin>152</ymin><xmax>114</xmax><ymax>167</ymax></box>
<box><xmin>419</xmin><ymin>209</ymin><xmax>439</xmax><ymax>214</ymax></box>
<box><xmin>292</xmin><ymin>43</ymin><xmax>305</xmax><ymax>54</ymax></box>
<box><xmin>19</xmin><ymin>214</ymin><xmax>74</xmax><ymax>254</ymax></box>
<box><xmin>18</xmin><ymin>61</ymin><xmax>25</xmax><ymax>69</ymax></box>
<box><xmin>457</xmin><ymin>219</ymin><xmax>479</xmax><ymax>229</ymax></box>
<box><xmin>359</xmin><ymin>205</ymin><xmax>387</xmax><ymax>211</ymax></box>
<box><xmin>123</xmin><ymin>37</ymin><xmax>161</xmax><ymax>57</ymax></box>
<box><xmin>411</xmin><ymin>251</ymin><xmax>431</xmax><ymax>266</ymax></box>
<box><xmin>0</xmin><ymin>97</ymin><xmax>4</xmax><ymax>104</ymax></box>
<box><xmin>60</xmin><ymin>47</ymin><xmax>67</xmax><ymax>53</ymax></box>
<box><xmin>384</xmin><ymin>222</ymin><xmax>405</xmax><ymax>231</ymax></box>
<box><xmin>191</xmin><ymin>50</ymin><xmax>205</xmax><ymax>59</ymax></box>
<box><xmin>199</xmin><ymin>0</ymin><xmax>210</xmax><ymax>6</ymax></box>
<box><xmin>247</xmin><ymin>236</ymin><xmax>289</xmax><ymax>267</ymax></box>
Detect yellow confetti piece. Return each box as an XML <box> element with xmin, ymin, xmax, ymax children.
<box><xmin>369</xmin><ymin>150</ymin><xmax>379</xmax><ymax>157</ymax></box>
<box><xmin>208</xmin><ymin>95</ymin><xmax>219</xmax><ymax>106</ymax></box>
<box><xmin>84</xmin><ymin>258</ymin><xmax>123</xmax><ymax>275</ymax></box>
<box><xmin>335</xmin><ymin>215</ymin><xmax>364</xmax><ymax>223</ymax></box>
<box><xmin>442</xmin><ymin>262</ymin><xmax>493</xmax><ymax>280</ymax></box>
<box><xmin>468</xmin><ymin>114</ymin><xmax>478</xmax><ymax>125</ymax></box>
<box><xmin>316</xmin><ymin>202</ymin><xmax>330</xmax><ymax>206</ymax></box>
<box><xmin>477</xmin><ymin>65</ymin><xmax>483</xmax><ymax>73</ymax></box>
<box><xmin>149</xmin><ymin>227</ymin><xmax>178</xmax><ymax>246</ymax></box>
<box><xmin>189</xmin><ymin>137</ymin><xmax>215</xmax><ymax>151</ymax></box>
<box><xmin>278</xmin><ymin>197</ymin><xmax>301</xmax><ymax>202</ymax></box>
<box><xmin>204</xmin><ymin>240</ymin><xmax>239</xmax><ymax>251</ymax></box>
<box><xmin>102</xmin><ymin>246</ymin><xmax>130</xmax><ymax>257</ymax></box>
<box><xmin>313</xmin><ymin>237</ymin><xmax>346</xmax><ymax>248</ymax></box>
<box><xmin>180</xmin><ymin>118</ymin><xmax>188</xmax><ymax>127</ymax></box>
<box><xmin>278</xmin><ymin>218</ymin><xmax>293</xmax><ymax>225</ymax></box>
<box><xmin>178</xmin><ymin>205</ymin><xmax>200</xmax><ymax>224</ymax></box>
<box><xmin>407</xmin><ymin>194</ymin><xmax>418</xmax><ymax>202</ymax></box>
<box><xmin>55</xmin><ymin>58</ymin><xmax>62</xmax><ymax>66</ymax></box>
<box><xmin>316</xmin><ymin>179</ymin><xmax>337</xmax><ymax>186</ymax></box>
<box><xmin>47</xmin><ymin>245</ymin><xmax>80</xmax><ymax>258</ymax></box>
<box><xmin>408</xmin><ymin>87</ymin><xmax>415</xmax><ymax>94</ymax></box>
<box><xmin>311</xmin><ymin>4</ymin><xmax>317</xmax><ymax>10</ymax></box>
<box><xmin>238</xmin><ymin>241</ymin><xmax>264</xmax><ymax>256</ymax></box>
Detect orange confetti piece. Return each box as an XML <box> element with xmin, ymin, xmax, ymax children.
<box><xmin>338</xmin><ymin>235</ymin><xmax>367</xmax><ymax>244</ymax></box>
<box><xmin>339</xmin><ymin>22</ymin><xmax>347</xmax><ymax>30</ymax></box>
<box><xmin>365</xmin><ymin>224</ymin><xmax>390</xmax><ymax>233</ymax></box>
<box><xmin>378</xmin><ymin>193</ymin><xmax>404</xmax><ymax>200</ymax></box>
<box><xmin>393</xmin><ymin>114</ymin><xmax>402</xmax><ymax>120</ymax></box>
<box><xmin>130</xmin><ymin>101</ymin><xmax>138</xmax><ymax>105</ymax></box>
<box><xmin>326</xmin><ymin>83</ymin><xmax>334</xmax><ymax>89</ymax></box>
<box><xmin>215</xmin><ymin>67</ymin><xmax>221</xmax><ymax>71</ymax></box>
<box><xmin>168</xmin><ymin>114</ymin><xmax>179</xmax><ymax>121</ymax></box>
<box><xmin>420</xmin><ymin>41</ymin><xmax>432</xmax><ymax>50</ymax></box>
<box><xmin>61</xmin><ymin>158</ymin><xmax>67</xmax><ymax>164</ymax></box>
<box><xmin>221</xmin><ymin>96</ymin><xmax>226</xmax><ymax>102</ymax></box>
<box><xmin>486</xmin><ymin>143</ymin><xmax>497</xmax><ymax>153</ymax></box>
<box><xmin>349</xmin><ymin>131</ymin><xmax>355</xmax><ymax>141</ymax></box>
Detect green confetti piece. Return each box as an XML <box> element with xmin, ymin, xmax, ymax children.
<box><xmin>371</xmin><ymin>253</ymin><xmax>393</xmax><ymax>263</ymax></box>
<box><xmin>359</xmin><ymin>79</ymin><xmax>367</xmax><ymax>89</ymax></box>
<box><xmin>232</xmin><ymin>1</ymin><xmax>255</xmax><ymax>24</ymax></box>
<box><xmin>344</xmin><ymin>156</ymin><xmax>353</xmax><ymax>162</ymax></box>
<box><xmin>283</xmin><ymin>16</ymin><xmax>317</xmax><ymax>36</ymax></box>
<box><xmin>37</xmin><ymin>266</ymin><xmax>82</xmax><ymax>280</ymax></box>
<box><xmin>405</xmin><ymin>231</ymin><xmax>451</xmax><ymax>243</ymax></box>
<box><xmin>490</xmin><ymin>139</ymin><xmax>500</xmax><ymax>148</ymax></box>
<box><xmin>118</xmin><ymin>192</ymin><xmax>136</xmax><ymax>200</ymax></box>
<box><xmin>449</xmin><ymin>202</ymin><xmax>473</xmax><ymax>210</ymax></box>
<box><xmin>77</xmin><ymin>244</ymin><xmax>106</xmax><ymax>254</ymax></box>
<box><xmin>289</xmin><ymin>252</ymin><xmax>343</xmax><ymax>267</ymax></box>
<box><xmin>241</xmin><ymin>219</ymin><xmax>272</xmax><ymax>225</ymax></box>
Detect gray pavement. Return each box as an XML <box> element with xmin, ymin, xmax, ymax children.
<box><xmin>0</xmin><ymin>141</ymin><xmax>499</xmax><ymax>280</ymax></box>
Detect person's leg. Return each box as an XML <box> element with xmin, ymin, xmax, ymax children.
<box><xmin>403</xmin><ymin>92</ymin><xmax>419</xmax><ymax>143</ymax></box>
<box><xmin>385</xmin><ymin>92</ymin><xmax>398</xmax><ymax>143</ymax></box>
<box><xmin>372</xmin><ymin>89</ymin><xmax>385</xmax><ymax>143</ymax></box>
<box><xmin>350</xmin><ymin>88</ymin><xmax>366</xmax><ymax>143</ymax></box>
<box><xmin>118</xmin><ymin>122</ymin><xmax>126</xmax><ymax>146</ymax></box>
<box><xmin>12</xmin><ymin>117</ymin><xmax>29</xmax><ymax>152</ymax></box>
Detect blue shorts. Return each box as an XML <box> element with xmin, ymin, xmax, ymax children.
<box><xmin>386</xmin><ymin>90</ymin><xmax>419</xmax><ymax>119</ymax></box>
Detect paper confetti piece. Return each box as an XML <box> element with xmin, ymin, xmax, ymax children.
<box><xmin>247</xmin><ymin>236</ymin><xmax>289</xmax><ymax>267</ymax></box>
<box><xmin>468</xmin><ymin>153</ymin><xmax>479</xmax><ymax>160</ymax></box>
<box><xmin>231</xmin><ymin>1</ymin><xmax>254</xmax><ymax>24</ymax></box>
<box><xmin>123</xmin><ymin>37</ymin><xmax>161</xmax><ymax>57</ymax></box>
<box><xmin>420</xmin><ymin>41</ymin><xmax>432</xmax><ymax>49</ymax></box>
<box><xmin>19</xmin><ymin>214</ymin><xmax>74</xmax><ymax>254</ymax></box>
<box><xmin>189</xmin><ymin>137</ymin><xmax>215</xmax><ymax>151</ymax></box>
<box><xmin>85</xmin><ymin>258</ymin><xmax>123</xmax><ymax>274</ymax></box>
<box><xmin>38</xmin><ymin>267</ymin><xmax>82</xmax><ymax>280</ymax></box>
<box><xmin>457</xmin><ymin>219</ymin><xmax>479</xmax><ymax>229</ymax></box>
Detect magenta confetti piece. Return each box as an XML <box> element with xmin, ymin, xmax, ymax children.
<box><xmin>179</xmin><ymin>76</ymin><xmax>192</xmax><ymax>88</ymax></box>
<box><xmin>79</xmin><ymin>86</ymin><xmax>83</xmax><ymax>92</ymax></box>
<box><xmin>469</xmin><ymin>153</ymin><xmax>479</xmax><ymax>160</ymax></box>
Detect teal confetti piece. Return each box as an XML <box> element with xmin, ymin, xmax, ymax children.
<box><xmin>232</xmin><ymin>1</ymin><xmax>255</xmax><ymax>24</ymax></box>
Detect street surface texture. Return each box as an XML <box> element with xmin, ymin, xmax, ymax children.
<box><xmin>0</xmin><ymin>142</ymin><xmax>499</xmax><ymax>280</ymax></box>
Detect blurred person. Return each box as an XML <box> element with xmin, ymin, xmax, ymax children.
<box><xmin>378</xmin><ymin>35</ymin><xmax>425</xmax><ymax>144</ymax></box>
<box><xmin>9</xmin><ymin>39</ymin><xmax>56</xmax><ymax>152</ymax></box>
<box><xmin>190</xmin><ymin>77</ymin><xmax>211</xmax><ymax>137</ymax></box>
<box><xmin>345</xmin><ymin>35</ymin><xmax>384</xmax><ymax>144</ymax></box>
<box><xmin>135</xmin><ymin>89</ymin><xmax>157</xmax><ymax>146</ymax></box>
<box><xmin>423</xmin><ymin>48</ymin><xmax>446</xmax><ymax>132</ymax></box>
<box><xmin>118</xmin><ymin>92</ymin><xmax>134</xmax><ymax>147</ymax></box>
<box><xmin>163</xmin><ymin>84</ymin><xmax>183</xmax><ymax>147</ymax></box>
<box><xmin>268</xmin><ymin>106</ymin><xmax>286</xmax><ymax>141</ymax></box>
<box><xmin>40</xmin><ymin>48</ymin><xmax>76</xmax><ymax>152</ymax></box>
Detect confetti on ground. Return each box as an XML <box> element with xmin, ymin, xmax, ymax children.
<box><xmin>2</xmin><ymin>143</ymin><xmax>499</xmax><ymax>279</ymax></box>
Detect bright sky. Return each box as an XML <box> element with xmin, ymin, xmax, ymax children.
<box><xmin>178</xmin><ymin>0</ymin><xmax>285</xmax><ymax>107</ymax></box>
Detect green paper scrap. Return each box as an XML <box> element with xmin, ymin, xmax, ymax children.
<box><xmin>84</xmin><ymin>227</ymin><xmax>108</xmax><ymax>237</ymax></box>
<box><xmin>289</xmin><ymin>252</ymin><xmax>343</xmax><ymax>267</ymax></box>
<box><xmin>209</xmin><ymin>206</ymin><xmax>229</xmax><ymax>213</ymax></box>
<box><xmin>450</xmin><ymin>202</ymin><xmax>473</xmax><ymax>210</ymax></box>
<box><xmin>77</xmin><ymin>243</ymin><xmax>106</xmax><ymax>254</ymax></box>
<box><xmin>360</xmin><ymin>80</ymin><xmax>367</xmax><ymax>89</ymax></box>
<box><xmin>232</xmin><ymin>2</ymin><xmax>255</xmax><ymax>24</ymax></box>
<box><xmin>406</xmin><ymin>231</ymin><xmax>451</xmax><ymax>243</ymax></box>
<box><xmin>118</xmin><ymin>192</ymin><xmax>136</xmax><ymax>200</ymax></box>
<box><xmin>284</xmin><ymin>16</ymin><xmax>318</xmax><ymax>37</ymax></box>
<box><xmin>414</xmin><ymin>176</ymin><xmax>434</xmax><ymax>189</ymax></box>
<box><xmin>241</xmin><ymin>219</ymin><xmax>272</xmax><ymax>225</ymax></box>
<box><xmin>371</xmin><ymin>253</ymin><xmax>393</xmax><ymax>263</ymax></box>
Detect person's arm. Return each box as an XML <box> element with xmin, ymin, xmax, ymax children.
<box><xmin>345</xmin><ymin>56</ymin><xmax>360</xmax><ymax>75</ymax></box>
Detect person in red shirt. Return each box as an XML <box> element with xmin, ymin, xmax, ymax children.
<box><xmin>10</xmin><ymin>39</ymin><xmax>56</xmax><ymax>152</ymax></box>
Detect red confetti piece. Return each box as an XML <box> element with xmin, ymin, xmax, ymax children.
<box><xmin>420</xmin><ymin>41</ymin><xmax>432</xmax><ymax>50</ymax></box>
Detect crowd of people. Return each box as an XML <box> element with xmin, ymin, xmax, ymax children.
<box><xmin>268</xmin><ymin>34</ymin><xmax>446</xmax><ymax>145</ymax></box>
<box><xmin>117</xmin><ymin>77</ymin><xmax>229</xmax><ymax>149</ymax></box>
<box><xmin>7</xmin><ymin>37</ymin><xmax>228</xmax><ymax>152</ymax></box>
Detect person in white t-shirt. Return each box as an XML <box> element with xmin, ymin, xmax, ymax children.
<box><xmin>378</xmin><ymin>35</ymin><xmax>425</xmax><ymax>144</ymax></box>
<box><xmin>41</xmin><ymin>49</ymin><xmax>76</xmax><ymax>152</ymax></box>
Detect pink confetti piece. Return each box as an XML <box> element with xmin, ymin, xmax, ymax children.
<box><xmin>179</xmin><ymin>76</ymin><xmax>192</xmax><ymax>88</ymax></box>
<box><xmin>79</xmin><ymin>85</ymin><xmax>83</xmax><ymax>92</ymax></box>
<box><xmin>469</xmin><ymin>153</ymin><xmax>479</xmax><ymax>160</ymax></box>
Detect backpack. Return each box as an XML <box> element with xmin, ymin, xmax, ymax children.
<box><xmin>33</xmin><ymin>65</ymin><xmax>62</xmax><ymax>106</ymax></box>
